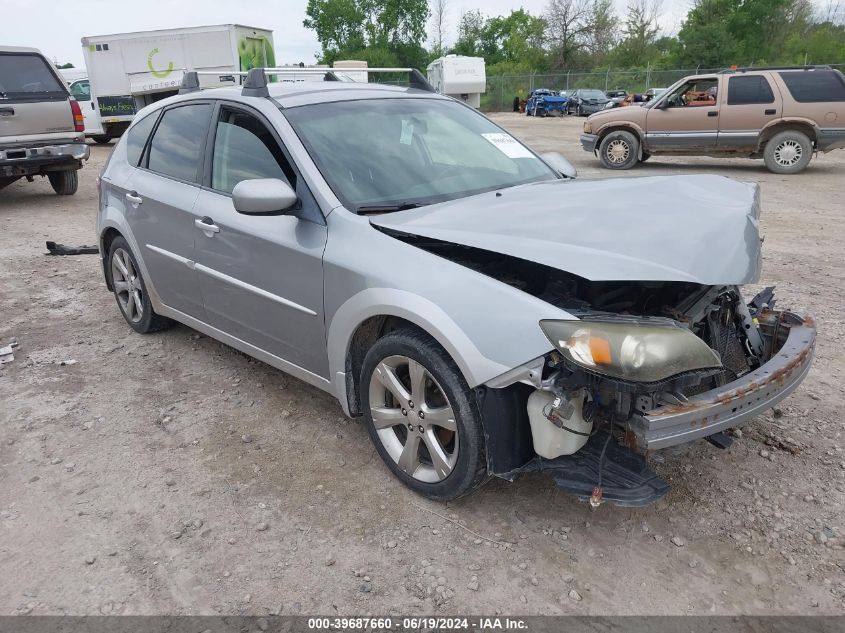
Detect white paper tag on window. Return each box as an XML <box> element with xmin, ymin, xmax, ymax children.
<box><xmin>482</xmin><ymin>132</ymin><xmax>533</xmax><ymax>158</ymax></box>
<box><xmin>400</xmin><ymin>120</ymin><xmax>414</xmax><ymax>145</ymax></box>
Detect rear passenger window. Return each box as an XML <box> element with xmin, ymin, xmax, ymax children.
<box><xmin>125</xmin><ymin>113</ymin><xmax>158</xmax><ymax>167</ymax></box>
<box><xmin>211</xmin><ymin>108</ymin><xmax>295</xmax><ymax>194</ymax></box>
<box><xmin>147</xmin><ymin>104</ymin><xmax>211</xmax><ymax>183</ymax></box>
<box><xmin>779</xmin><ymin>70</ymin><xmax>845</xmax><ymax>103</ymax></box>
<box><xmin>727</xmin><ymin>76</ymin><xmax>775</xmax><ymax>105</ymax></box>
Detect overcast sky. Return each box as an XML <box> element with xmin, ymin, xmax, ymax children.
<box><xmin>3</xmin><ymin>0</ymin><xmax>703</xmax><ymax>68</ymax></box>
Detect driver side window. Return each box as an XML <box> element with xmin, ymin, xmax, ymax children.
<box><xmin>211</xmin><ymin>107</ymin><xmax>295</xmax><ymax>195</ymax></box>
<box><xmin>666</xmin><ymin>78</ymin><xmax>718</xmax><ymax>108</ymax></box>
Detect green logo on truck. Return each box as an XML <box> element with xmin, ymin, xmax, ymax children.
<box><xmin>147</xmin><ymin>48</ymin><xmax>174</xmax><ymax>78</ymax></box>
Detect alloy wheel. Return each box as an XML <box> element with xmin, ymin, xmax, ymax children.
<box><xmin>606</xmin><ymin>139</ymin><xmax>631</xmax><ymax>164</ymax></box>
<box><xmin>368</xmin><ymin>355</ymin><xmax>458</xmax><ymax>483</ymax></box>
<box><xmin>111</xmin><ymin>248</ymin><xmax>144</xmax><ymax>323</ymax></box>
<box><xmin>773</xmin><ymin>140</ymin><xmax>803</xmax><ymax>167</ymax></box>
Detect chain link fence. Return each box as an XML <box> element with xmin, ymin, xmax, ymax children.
<box><xmin>482</xmin><ymin>64</ymin><xmax>845</xmax><ymax>111</ymax></box>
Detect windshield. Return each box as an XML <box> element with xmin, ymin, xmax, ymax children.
<box><xmin>283</xmin><ymin>98</ymin><xmax>558</xmax><ymax>212</ymax></box>
<box><xmin>580</xmin><ymin>90</ymin><xmax>606</xmax><ymax>99</ymax></box>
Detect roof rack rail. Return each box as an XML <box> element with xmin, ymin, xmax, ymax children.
<box><xmin>718</xmin><ymin>65</ymin><xmax>832</xmax><ymax>74</ymax></box>
<box><xmin>180</xmin><ymin>67</ymin><xmax>436</xmax><ymax>96</ymax></box>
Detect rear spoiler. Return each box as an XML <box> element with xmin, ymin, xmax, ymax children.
<box><xmin>179</xmin><ymin>67</ymin><xmax>435</xmax><ymax>96</ymax></box>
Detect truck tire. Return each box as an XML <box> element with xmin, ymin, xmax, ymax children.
<box><xmin>361</xmin><ymin>328</ymin><xmax>489</xmax><ymax>501</ymax></box>
<box><xmin>48</xmin><ymin>170</ymin><xmax>78</xmax><ymax>195</ymax></box>
<box><xmin>763</xmin><ymin>130</ymin><xmax>812</xmax><ymax>174</ymax></box>
<box><xmin>92</xmin><ymin>135</ymin><xmax>112</xmax><ymax>144</ymax></box>
<box><xmin>598</xmin><ymin>130</ymin><xmax>640</xmax><ymax>170</ymax></box>
<box><xmin>0</xmin><ymin>177</ymin><xmax>19</xmax><ymax>191</ymax></box>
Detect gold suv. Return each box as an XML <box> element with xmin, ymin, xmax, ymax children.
<box><xmin>580</xmin><ymin>66</ymin><xmax>845</xmax><ymax>174</ymax></box>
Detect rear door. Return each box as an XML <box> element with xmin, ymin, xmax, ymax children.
<box><xmin>717</xmin><ymin>74</ymin><xmax>781</xmax><ymax>149</ymax></box>
<box><xmin>192</xmin><ymin>102</ymin><xmax>329</xmax><ymax>376</ymax></box>
<box><xmin>645</xmin><ymin>77</ymin><xmax>720</xmax><ymax>150</ymax></box>
<box><xmin>0</xmin><ymin>51</ymin><xmax>75</xmax><ymax>144</ymax></box>
<box><xmin>125</xmin><ymin>102</ymin><xmax>212</xmax><ymax>319</ymax></box>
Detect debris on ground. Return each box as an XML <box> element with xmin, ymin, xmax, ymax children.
<box><xmin>45</xmin><ymin>241</ymin><xmax>99</xmax><ymax>256</ymax></box>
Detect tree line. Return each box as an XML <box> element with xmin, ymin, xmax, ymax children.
<box><xmin>304</xmin><ymin>0</ymin><xmax>845</xmax><ymax>73</ymax></box>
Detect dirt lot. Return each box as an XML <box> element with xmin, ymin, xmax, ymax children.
<box><xmin>1</xmin><ymin>113</ymin><xmax>843</xmax><ymax>616</ymax></box>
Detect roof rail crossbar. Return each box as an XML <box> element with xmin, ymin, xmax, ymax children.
<box><xmin>178</xmin><ymin>71</ymin><xmax>201</xmax><ymax>94</ymax></box>
<box><xmin>183</xmin><ymin>67</ymin><xmax>437</xmax><ymax>95</ymax></box>
<box><xmin>718</xmin><ymin>64</ymin><xmax>832</xmax><ymax>74</ymax></box>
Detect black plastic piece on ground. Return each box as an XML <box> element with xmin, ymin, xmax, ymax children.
<box><xmin>705</xmin><ymin>431</ymin><xmax>734</xmax><ymax>450</ymax></box>
<box><xmin>46</xmin><ymin>241</ymin><xmax>99</xmax><ymax>256</ymax></box>
<box><xmin>503</xmin><ymin>432</ymin><xmax>670</xmax><ymax>507</ymax></box>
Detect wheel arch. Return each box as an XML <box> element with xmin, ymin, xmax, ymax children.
<box><xmin>595</xmin><ymin>123</ymin><xmax>645</xmax><ymax>146</ymax></box>
<box><xmin>758</xmin><ymin>119</ymin><xmax>819</xmax><ymax>150</ymax></box>
<box><xmin>327</xmin><ymin>289</ymin><xmax>511</xmax><ymax>418</ymax></box>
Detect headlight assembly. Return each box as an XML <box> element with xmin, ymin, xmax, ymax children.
<box><xmin>540</xmin><ymin>318</ymin><xmax>722</xmax><ymax>383</ymax></box>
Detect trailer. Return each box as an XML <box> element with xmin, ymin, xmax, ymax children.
<box><xmin>80</xmin><ymin>24</ymin><xmax>275</xmax><ymax>141</ymax></box>
<box><xmin>426</xmin><ymin>55</ymin><xmax>486</xmax><ymax>108</ymax></box>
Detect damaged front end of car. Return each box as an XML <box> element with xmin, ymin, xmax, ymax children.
<box><xmin>480</xmin><ymin>282</ymin><xmax>815</xmax><ymax>507</ymax></box>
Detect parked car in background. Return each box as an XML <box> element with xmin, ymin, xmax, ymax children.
<box><xmin>526</xmin><ymin>88</ymin><xmax>567</xmax><ymax>117</ymax></box>
<box><xmin>644</xmin><ymin>88</ymin><xmax>666</xmax><ymax>101</ymax></box>
<box><xmin>580</xmin><ymin>66</ymin><xmax>845</xmax><ymax>173</ymax></box>
<box><xmin>605</xmin><ymin>89</ymin><xmax>628</xmax><ymax>108</ymax></box>
<box><xmin>60</xmin><ymin>70</ymin><xmax>113</xmax><ymax>144</ymax></box>
<box><xmin>566</xmin><ymin>89</ymin><xmax>610</xmax><ymax>116</ymax></box>
<box><xmin>0</xmin><ymin>46</ymin><xmax>88</xmax><ymax>195</ymax></box>
<box><xmin>96</xmin><ymin>68</ymin><xmax>815</xmax><ymax>506</ymax></box>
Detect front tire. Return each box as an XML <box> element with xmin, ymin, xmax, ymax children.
<box><xmin>764</xmin><ymin>130</ymin><xmax>812</xmax><ymax>174</ymax></box>
<box><xmin>107</xmin><ymin>237</ymin><xmax>173</xmax><ymax>334</ymax></box>
<box><xmin>361</xmin><ymin>329</ymin><xmax>488</xmax><ymax>501</ymax></box>
<box><xmin>48</xmin><ymin>170</ymin><xmax>78</xmax><ymax>195</ymax></box>
<box><xmin>598</xmin><ymin>130</ymin><xmax>640</xmax><ymax>170</ymax></box>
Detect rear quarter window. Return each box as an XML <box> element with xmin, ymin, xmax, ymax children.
<box><xmin>727</xmin><ymin>75</ymin><xmax>775</xmax><ymax>105</ymax></box>
<box><xmin>778</xmin><ymin>70</ymin><xmax>845</xmax><ymax>103</ymax></box>
<box><xmin>0</xmin><ymin>53</ymin><xmax>66</xmax><ymax>102</ymax></box>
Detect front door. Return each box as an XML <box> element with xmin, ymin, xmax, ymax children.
<box><xmin>125</xmin><ymin>102</ymin><xmax>213</xmax><ymax>319</ymax></box>
<box><xmin>193</xmin><ymin>103</ymin><xmax>329</xmax><ymax>377</ymax></box>
<box><xmin>68</xmin><ymin>79</ymin><xmax>103</xmax><ymax>135</ymax></box>
<box><xmin>645</xmin><ymin>77</ymin><xmax>720</xmax><ymax>150</ymax></box>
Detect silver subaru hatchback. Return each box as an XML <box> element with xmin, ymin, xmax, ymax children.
<box><xmin>97</xmin><ymin>69</ymin><xmax>815</xmax><ymax>506</ymax></box>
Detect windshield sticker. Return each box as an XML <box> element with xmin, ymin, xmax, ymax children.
<box><xmin>481</xmin><ymin>133</ymin><xmax>533</xmax><ymax>158</ymax></box>
<box><xmin>400</xmin><ymin>120</ymin><xmax>414</xmax><ymax>145</ymax></box>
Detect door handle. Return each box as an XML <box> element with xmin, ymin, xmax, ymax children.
<box><xmin>125</xmin><ymin>191</ymin><xmax>143</xmax><ymax>206</ymax></box>
<box><xmin>0</xmin><ymin>107</ymin><xmax>14</xmax><ymax>117</ymax></box>
<box><xmin>195</xmin><ymin>217</ymin><xmax>220</xmax><ymax>234</ymax></box>
<box><xmin>764</xmin><ymin>109</ymin><xmax>776</xmax><ymax>115</ymax></box>
<box><xmin>707</xmin><ymin>111</ymin><xmax>718</xmax><ymax>117</ymax></box>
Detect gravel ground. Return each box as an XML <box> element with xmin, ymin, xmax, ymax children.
<box><xmin>1</xmin><ymin>113</ymin><xmax>843</xmax><ymax>616</ymax></box>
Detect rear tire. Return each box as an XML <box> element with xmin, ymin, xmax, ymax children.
<box><xmin>598</xmin><ymin>130</ymin><xmax>640</xmax><ymax>170</ymax></box>
<box><xmin>361</xmin><ymin>328</ymin><xmax>488</xmax><ymax>501</ymax></box>
<box><xmin>107</xmin><ymin>237</ymin><xmax>174</xmax><ymax>334</ymax></box>
<box><xmin>763</xmin><ymin>130</ymin><xmax>812</xmax><ymax>174</ymax></box>
<box><xmin>92</xmin><ymin>136</ymin><xmax>112</xmax><ymax>144</ymax></box>
<box><xmin>48</xmin><ymin>170</ymin><xmax>78</xmax><ymax>195</ymax></box>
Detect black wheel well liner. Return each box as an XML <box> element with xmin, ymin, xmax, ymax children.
<box><xmin>100</xmin><ymin>227</ymin><xmax>123</xmax><ymax>290</ymax></box>
<box><xmin>759</xmin><ymin>123</ymin><xmax>817</xmax><ymax>149</ymax></box>
<box><xmin>597</xmin><ymin>125</ymin><xmax>644</xmax><ymax>145</ymax></box>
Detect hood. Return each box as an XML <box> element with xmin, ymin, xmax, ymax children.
<box><xmin>371</xmin><ymin>175</ymin><xmax>762</xmax><ymax>285</ymax></box>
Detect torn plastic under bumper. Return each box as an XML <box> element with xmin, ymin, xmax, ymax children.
<box><xmin>629</xmin><ymin>313</ymin><xmax>816</xmax><ymax>452</ymax></box>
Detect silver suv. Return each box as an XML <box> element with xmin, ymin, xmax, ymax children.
<box><xmin>97</xmin><ymin>69</ymin><xmax>815</xmax><ymax>505</ymax></box>
<box><xmin>0</xmin><ymin>46</ymin><xmax>89</xmax><ymax>194</ymax></box>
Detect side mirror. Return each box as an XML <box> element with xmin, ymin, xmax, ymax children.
<box><xmin>232</xmin><ymin>178</ymin><xmax>298</xmax><ymax>215</ymax></box>
<box><xmin>540</xmin><ymin>152</ymin><xmax>577</xmax><ymax>179</ymax></box>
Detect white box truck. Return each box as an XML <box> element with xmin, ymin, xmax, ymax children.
<box><xmin>79</xmin><ymin>24</ymin><xmax>275</xmax><ymax>141</ymax></box>
<box><xmin>426</xmin><ymin>55</ymin><xmax>486</xmax><ymax>108</ymax></box>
